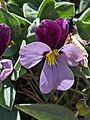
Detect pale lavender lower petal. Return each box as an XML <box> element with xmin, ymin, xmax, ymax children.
<box><xmin>0</xmin><ymin>59</ymin><xmax>13</xmax><ymax>81</ymax></box>
<box><xmin>40</xmin><ymin>57</ymin><xmax>74</xmax><ymax>94</ymax></box>
<box><xmin>61</xmin><ymin>44</ymin><xmax>84</xmax><ymax>66</ymax></box>
<box><xmin>40</xmin><ymin>61</ymin><xmax>57</xmax><ymax>94</ymax></box>
<box><xmin>56</xmin><ymin>58</ymin><xmax>74</xmax><ymax>90</ymax></box>
<box><xmin>19</xmin><ymin>42</ymin><xmax>51</xmax><ymax>69</ymax></box>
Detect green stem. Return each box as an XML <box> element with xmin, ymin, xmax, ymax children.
<box><xmin>70</xmin><ymin>88</ymin><xmax>87</xmax><ymax>97</ymax></box>
<box><xmin>49</xmin><ymin>90</ymin><xmax>56</xmax><ymax>102</ymax></box>
<box><xmin>77</xmin><ymin>66</ymin><xmax>90</xmax><ymax>89</ymax></box>
<box><xmin>24</xmin><ymin>88</ymin><xmax>44</xmax><ymax>103</ymax></box>
<box><xmin>56</xmin><ymin>92</ymin><xmax>66</xmax><ymax>104</ymax></box>
<box><xmin>26</xmin><ymin>77</ymin><xmax>44</xmax><ymax>103</ymax></box>
<box><xmin>17</xmin><ymin>90</ymin><xmax>42</xmax><ymax>103</ymax></box>
<box><xmin>72</xmin><ymin>78</ymin><xmax>79</xmax><ymax>100</ymax></box>
<box><xmin>29</xmin><ymin>69</ymin><xmax>48</xmax><ymax>103</ymax></box>
<box><xmin>20</xmin><ymin>85</ymin><xmax>44</xmax><ymax>103</ymax></box>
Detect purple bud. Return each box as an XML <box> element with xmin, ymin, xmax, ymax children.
<box><xmin>35</xmin><ymin>19</ymin><xmax>61</xmax><ymax>50</ymax></box>
<box><xmin>55</xmin><ymin>18</ymin><xmax>69</xmax><ymax>48</ymax></box>
<box><xmin>0</xmin><ymin>23</ymin><xmax>11</xmax><ymax>56</ymax></box>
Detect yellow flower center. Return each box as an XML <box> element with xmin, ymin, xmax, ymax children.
<box><xmin>45</xmin><ymin>49</ymin><xmax>59</xmax><ymax>65</ymax></box>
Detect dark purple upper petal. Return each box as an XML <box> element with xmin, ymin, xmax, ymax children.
<box><xmin>55</xmin><ymin>18</ymin><xmax>69</xmax><ymax>48</ymax></box>
<box><xmin>35</xmin><ymin>19</ymin><xmax>61</xmax><ymax>50</ymax></box>
<box><xmin>0</xmin><ymin>23</ymin><xmax>11</xmax><ymax>56</ymax></box>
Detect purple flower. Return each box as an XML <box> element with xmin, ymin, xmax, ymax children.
<box><xmin>0</xmin><ymin>59</ymin><xmax>13</xmax><ymax>81</ymax></box>
<box><xmin>35</xmin><ymin>19</ymin><xmax>69</xmax><ymax>49</ymax></box>
<box><xmin>0</xmin><ymin>23</ymin><xmax>11</xmax><ymax>56</ymax></box>
<box><xmin>19</xmin><ymin>42</ymin><xmax>84</xmax><ymax>94</ymax></box>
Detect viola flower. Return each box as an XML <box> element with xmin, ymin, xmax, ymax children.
<box><xmin>35</xmin><ymin>19</ymin><xmax>69</xmax><ymax>49</ymax></box>
<box><xmin>19</xmin><ymin>42</ymin><xmax>84</xmax><ymax>94</ymax></box>
<box><xmin>19</xmin><ymin>19</ymin><xmax>84</xmax><ymax>94</ymax></box>
<box><xmin>0</xmin><ymin>23</ymin><xmax>11</xmax><ymax>56</ymax></box>
<box><xmin>0</xmin><ymin>59</ymin><xmax>13</xmax><ymax>81</ymax></box>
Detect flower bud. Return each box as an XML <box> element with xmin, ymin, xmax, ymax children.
<box><xmin>0</xmin><ymin>23</ymin><xmax>11</xmax><ymax>56</ymax></box>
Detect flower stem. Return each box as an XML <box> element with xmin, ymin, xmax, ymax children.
<box><xmin>26</xmin><ymin>77</ymin><xmax>44</xmax><ymax>103</ymax></box>
<box><xmin>29</xmin><ymin>69</ymin><xmax>48</xmax><ymax>103</ymax></box>
<box><xmin>77</xmin><ymin>66</ymin><xmax>90</xmax><ymax>89</ymax></box>
<box><xmin>72</xmin><ymin>78</ymin><xmax>79</xmax><ymax>100</ymax></box>
<box><xmin>70</xmin><ymin>88</ymin><xmax>87</xmax><ymax>97</ymax></box>
<box><xmin>56</xmin><ymin>92</ymin><xmax>66</xmax><ymax>104</ymax></box>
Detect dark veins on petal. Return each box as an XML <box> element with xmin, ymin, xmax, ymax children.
<box><xmin>35</xmin><ymin>18</ymin><xmax>69</xmax><ymax>50</ymax></box>
<box><xmin>55</xmin><ymin>18</ymin><xmax>69</xmax><ymax>49</ymax></box>
<box><xmin>35</xmin><ymin>19</ymin><xmax>61</xmax><ymax>50</ymax></box>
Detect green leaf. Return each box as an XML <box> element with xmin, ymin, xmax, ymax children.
<box><xmin>81</xmin><ymin>66</ymin><xmax>90</xmax><ymax>78</ymax></box>
<box><xmin>86</xmin><ymin>45</ymin><xmax>90</xmax><ymax>53</ymax></box>
<box><xmin>23</xmin><ymin>3</ymin><xmax>38</xmax><ymax>22</ymax></box>
<box><xmin>76</xmin><ymin>99</ymin><xmax>90</xmax><ymax>116</ymax></box>
<box><xmin>37</xmin><ymin>0</ymin><xmax>54</xmax><ymax>18</ymax></box>
<box><xmin>11</xmin><ymin>58</ymin><xmax>26</xmax><ymax>81</ymax></box>
<box><xmin>3</xmin><ymin>45</ymin><xmax>19</xmax><ymax>57</ymax></box>
<box><xmin>85</xmin><ymin>110</ymin><xmax>90</xmax><ymax>120</ymax></box>
<box><xmin>77</xmin><ymin>0</ymin><xmax>90</xmax><ymax>14</ymax></box>
<box><xmin>37</xmin><ymin>0</ymin><xmax>55</xmax><ymax>20</ymax></box>
<box><xmin>16</xmin><ymin>104</ymin><xmax>77</xmax><ymax>120</ymax></box>
<box><xmin>79</xmin><ymin>8</ymin><xmax>90</xmax><ymax>22</ymax></box>
<box><xmin>0</xmin><ymin>106</ymin><xmax>21</xmax><ymax>120</ymax></box>
<box><xmin>20</xmin><ymin>39</ymin><xmax>26</xmax><ymax>48</ymax></box>
<box><xmin>8</xmin><ymin>0</ymin><xmax>42</xmax><ymax>8</ymax></box>
<box><xmin>53</xmin><ymin>2</ymin><xmax>75</xmax><ymax>19</ymax></box>
<box><xmin>11</xmin><ymin>68</ymin><xmax>26</xmax><ymax>81</ymax></box>
<box><xmin>0</xmin><ymin>8</ymin><xmax>21</xmax><ymax>40</ymax></box>
<box><xmin>11</xmin><ymin>40</ymin><xmax>26</xmax><ymax>81</ymax></box>
<box><xmin>86</xmin><ymin>90</ymin><xmax>90</xmax><ymax>107</ymax></box>
<box><xmin>71</xmin><ymin>65</ymin><xmax>90</xmax><ymax>78</ymax></box>
<box><xmin>75</xmin><ymin>20</ymin><xmax>90</xmax><ymax>40</ymax></box>
<box><xmin>70</xmin><ymin>66</ymin><xmax>81</xmax><ymax>77</ymax></box>
<box><xmin>7</xmin><ymin>3</ymin><xmax>23</xmax><ymax>17</ymax></box>
<box><xmin>0</xmin><ymin>79</ymin><xmax>16</xmax><ymax>110</ymax></box>
<box><xmin>37</xmin><ymin>0</ymin><xmax>75</xmax><ymax>20</ymax></box>
<box><xmin>75</xmin><ymin>8</ymin><xmax>90</xmax><ymax>40</ymax></box>
<box><xmin>12</xmin><ymin>13</ymin><xmax>31</xmax><ymax>26</ymax></box>
<box><xmin>27</xmin><ymin>18</ymin><xmax>40</xmax><ymax>43</ymax></box>
<box><xmin>0</xmin><ymin>82</ymin><xmax>3</xmax><ymax>92</ymax></box>
<box><xmin>10</xmin><ymin>14</ymin><xmax>31</xmax><ymax>42</ymax></box>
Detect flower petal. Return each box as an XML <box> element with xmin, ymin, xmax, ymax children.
<box><xmin>61</xmin><ymin>44</ymin><xmax>84</xmax><ymax>66</ymax></box>
<box><xmin>35</xmin><ymin>19</ymin><xmax>61</xmax><ymax>49</ymax></box>
<box><xmin>0</xmin><ymin>59</ymin><xmax>13</xmax><ymax>81</ymax></box>
<box><xmin>40</xmin><ymin>61</ymin><xmax>57</xmax><ymax>94</ymax></box>
<box><xmin>71</xmin><ymin>34</ymin><xmax>88</xmax><ymax>67</ymax></box>
<box><xmin>19</xmin><ymin>42</ymin><xmax>51</xmax><ymax>69</ymax></box>
<box><xmin>57</xmin><ymin>58</ymin><xmax>74</xmax><ymax>91</ymax></box>
<box><xmin>40</xmin><ymin>57</ymin><xmax>74</xmax><ymax>94</ymax></box>
<box><xmin>55</xmin><ymin>18</ymin><xmax>69</xmax><ymax>48</ymax></box>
